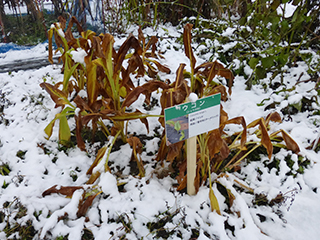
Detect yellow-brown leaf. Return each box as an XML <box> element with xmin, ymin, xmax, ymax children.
<box><xmin>209</xmin><ymin>187</ymin><xmax>221</xmax><ymax>214</ymax></box>
<box><xmin>281</xmin><ymin>130</ymin><xmax>300</xmax><ymax>154</ymax></box>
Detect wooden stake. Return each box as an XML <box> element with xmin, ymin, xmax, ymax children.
<box><xmin>187</xmin><ymin>136</ymin><xmax>197</xmax><ymax>195</ymax></box>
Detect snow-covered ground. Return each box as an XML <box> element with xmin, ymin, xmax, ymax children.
<box><xmin>1</xmin><ymin>24</ymin><xmax>320</xmax><ymax>240</ymax></box>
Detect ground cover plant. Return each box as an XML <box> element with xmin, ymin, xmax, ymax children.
<box><xmin>1</xmin><ymin>0</ymin><xmax>320</xmax><ymax>239</ymax></box>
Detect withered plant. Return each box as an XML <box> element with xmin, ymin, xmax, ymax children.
<box><xmin>153</xmin><ymin>23</ymin><xmax>300</xmax><ymax>213</ymax></box>
<box><xmin>41</xmin><ymin>17</ymin><xmax>174</xmax><ymax>216</ymax></box>
<box><xmin>41</xmin><ymin>20</ymin><xmax>301</xmax><ymax>218</ymax></box>
<box><xmin>42</xmin><ymin>16</ymin><xmax>168</xmax><ymax>148</ymax></box>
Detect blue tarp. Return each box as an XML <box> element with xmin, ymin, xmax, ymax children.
<box><xmin>0</xmin><ymin>43</ymin><xmax>33</xmax><ymax>54</ymax></box>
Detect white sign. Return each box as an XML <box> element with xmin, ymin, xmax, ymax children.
<box><xmin>164</xmin><ymin>93</ymin><xmax>221</xmax><ymax>145</ymax></box>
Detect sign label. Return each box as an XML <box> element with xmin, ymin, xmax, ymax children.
<box><xmin>164</xmin><ymin>93</ymin><xmax>221</xmax><ymax>145</ymax></box>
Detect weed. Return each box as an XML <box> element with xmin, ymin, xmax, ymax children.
<box><xmin>1</xmin><ymin>198</ymin><xmax>37</xmax><ymax>239</ymax></box>
<box><xmin>0</xmin><ymin>163</ymin><xmax>10</xmax><ymax>176</ymax></box>
<box><xmin>16</xmin><ymin>150</ymin><xmax>27</xmax><ymax>160</ymax></box>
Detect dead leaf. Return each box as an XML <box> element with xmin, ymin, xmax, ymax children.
<box><xmin>248</xmin><ymin>118</ymin><xmax>273</xmax><ymax>159</ymax></box>
<box><xmin>224</xmin><ymin>116</ymin><xmax>247</xmax><ymax>148</ymax></box>
<box><xmin>281</xmin><ymin>130</ymin><xmax>300</xmax><ymax>154</ymax></box>
<box><xmin>265</xmin><ymin>112</ymin><xmax>282</xmax><ymax>126</ymax></box>
<box><xmin>77</xmin><ymin>192</ymin><xmax>100</xmax><ymax>218</ymax></box>
<box><xmin>183</xmin><ymin>24</ymin><xmax>196</xmax><ymax>71</ymax></box>
<box><xmin>42</xmin><ymin>185</ymin><xmax>83</xmax><ymax>198</ymax></box>
<box><xmin>207</xmin><ymin>129</ymin><xmax>230</xmax><ymax>159</ymax></box>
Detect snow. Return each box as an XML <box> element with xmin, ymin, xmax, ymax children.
<box><xmin>277</xmin><ymin>3</ymin><xmax>298</xmax><ymax>18</ymax></box>
<box><xmin>70</xmin><ymin>48</ymin><xmax>87</xmax><ymax>65</ymax></box>
<box><xmin>1</xmin><ymin>23</ymin><xmax>320</xmax><ymax>240</ymax></box>
<box><xmin>188</xmin><ymin>92</ymin><xmax>198</xmax><ymax>102</ymax></box>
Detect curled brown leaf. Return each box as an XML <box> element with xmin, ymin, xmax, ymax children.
<box><xmin>42</xmin><ymin>185</ymin><xmax>83</xmax><ymax>198</ymax></box>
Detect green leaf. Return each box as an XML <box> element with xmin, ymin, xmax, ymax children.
<box><xmin>59</xmin><ymin>115</ymin><xmax>71</xmax><ymax>142</ymax></box>
<box><xmin>292</xmin><ymin>0</ymin><xmax>302</xmax><ymax>5</ymax></box>
<box><xmin>261</xmin><ymin>56</ymin><xmax>274</xmax><ymax>69</ymax></box>
<box><xmin>43</xmin><ymin>107</ymin><xmax>75</xmax><ymax>140</ymax></box>
<box><xmin>291</xmin><ymin>102</ymin><xmax>302</xmax><ymax>112</ymax></box>
<box><xmin>281</xmin><ymin>20</ymin><xmax>289</xmax><ymax>32</ymax></box>
<box><xmin>44</xmin><ymin>118</ymin><xmax>56</xmax><ymax>139</ymax></box>
<box><xmin>256</xmin><ymin>66</ymin><xmax>267</xmax><ymax>79</ymax></box>
<box><xmin>276</xmin><ymin>53</ymin><xmax>289</xmax><ymax>66</ymax></box>
<box><xmin>248</xmin><ymin>58</ymin><xmax>259</xmax><ymax>69</ymax></box>
<box><xmin>63</xmin><ymin>53</ymin><xmax>80</xmax><ymax>92</ymax></box>
<box><xmin>270</xmin><ymin>0</ymin><xmax>281</xmax><ymax>11</ymax></box>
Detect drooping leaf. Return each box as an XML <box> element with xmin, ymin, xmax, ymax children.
<box><xmin>127</xmin><ymin>136</ymin><xmax>145</xmax><ymax>176</ymax></box>
<box><xmin>135</xmin><ymin>109</ymin><xmax>150</xmax><ymax>133</ymax></box>
<box><xmin>77</xmin><ymin>192</ymin><xmax>100</xmax><ymax>218</ymax></box>
<box><xmin>207</xmin><ymin>129</ymin><xmax>230</xmax><ymax>159</ymax></box>
<box><xmin>44</xmin><ymin>118</ymin><xmax>57</xmax><ymax>140</ymax></box>
<box><xmin>174</xmin><ymin>64</ymin><xmax>188</xmax><ymax>91</ymax></box>
<box><xmin>167</xmin><ymin>141</ymin><xmax>184</xmax><ymax>162</ymax></box>
<box><xmin>87</xmin><ymin>146</ymin><xmax>108</xmax><ymax>175</ymax></box>
<box><xmin>248</xmin><ymin>118</ymin><xmax>273</xmax><ymax>159</ymax></box>
<box><xmin>127</xmin><ymin>136</ymin><xmax>143</xmax><ymax>154</ymax></box>
<box><xmin>265</xmin><ymin>112</ymin><xmax>282</xmax><ymax>126</ymax></box>
<box><xmin>145</xmin><ymin>36</ymin><xmax>158</xmax><ymax>52</ymax></box>
<box><xmin>209</xmin><ymin>186</ymin><xmax>221</xmax><ymax>214</ymax></box>
<box><xmin>147</xmin><ymin>58</ymin><xmax>171</xmax><ymax>74</ymax></box>
<box><xmin>73</xmin><ymin>95</ymin><xmax>92</xmax><ymax>112</ymax></box>
<box><xmin>144</xmin><ymin>61</ymin><xmax>157</xmax><ymax>78</ymax></box>
<box><xmin>183</xmin><ymin>23</ymin><xmax>196</xmax><ymax>71</ymax></box>
<box><xmin>122</xmin><ymin>80</ymin><xmax>168</xmax><ymax>108</ymax></box>
<box><xmin>115</xmin><ymin>34</ymin><xmax>142</xmax><ymax>75</ymax></box>
<box><xmin>42</xmin><ymin>185</ymin><xmax>83</xmax><ymax>198</ymax></box>
<box><xmin>138</xmin><ymin>26</ymin><xmax>145</xmax><ymax>47</ymax></box>
<box><xmin>177</xmin><ymin>174</ymin><xmax>187</xmax><ymax>191</ymax></box>
<box><xmin>65</xmin><ymin>16</ymin><xmax>83</xmax><ymax>40</ymax></box>
<box><xmin>224</xmin><ymin>116</ymin><xmax>247</xmax><ymax>148</ymax></box>
<box><xmin>195</xmin><ymin>61</ymin><xmax>234</xmax><ymax>95</ymax></box>
<box><xmin>43</xmin><ymin>107</ymin><xmax>74</xmax><ymax>140</ymax></box>
<box><xmin>40</xmin><ymin>82</ymin><xmax>72</xmax><ymax>108</ymax></box>
<box><xmin>126</xmin><ymin>52</ymin><xmax>145</xmax><ymax>78</ymax></box>
<box><xmin>220</xmin><ymin>105</ymin><xmax>229</xmax><ymax>126</ymax></box>
<box><xmin>206</xmin><ymin>85</ymin><xmax>228</xmax><ymax>101</ymax></box>
<box><xmin>281</xmin><ymin>130</ymin><xmax>300</xmax><ymax>154</ymax></box>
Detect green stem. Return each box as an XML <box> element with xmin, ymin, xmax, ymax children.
<box><xmin>104</xmin><ymin>130</ymin><xmax>122</xmax><ymax>172</ymax></box>
<box><xmin>226</xmin><ymin>143</ymin><xmax>261</xmax><ymax>171</ymax></box>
